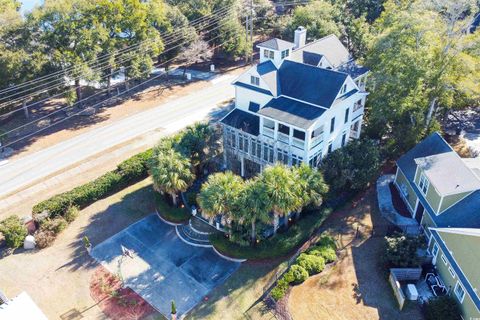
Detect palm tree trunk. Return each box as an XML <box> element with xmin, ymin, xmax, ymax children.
<box><xmin>251</xmin><ymin>220</ymin><xmax>256</xmax><ymax>245</ymax></box>
<box><xmin>273</xmin><ymin>213</ymin><xmax>279</xmax><ymax>235</ymax></box>
<box><xmin>170</xmin><ymin>192</ymin><xmax>177</xmax><ymax>207</ymax></box>
<box><xmin>75</xmin><ymin>79</ymin><xmax>82</xmax><ymax>104</ymax></box>
<box><xmin>283</xmin><ymin>213</ymin><xmax>289</xmax><ymax>228</ymax></box>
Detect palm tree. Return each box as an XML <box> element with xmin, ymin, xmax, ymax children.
<box><xmin>197</xmin><ymin>172</ymin><xmax>244</xmax><ymax>225</ymax></box>
<box><xmin>178</xmin><ymin>123</ymin><xmax>218</xmax><ymax>175</ymax></box>
<box><xmin>236</xmin><ymin>178</ymin><xmax>271</xmax><ymax>244</ymax></box>
<box><xmin>260</xmin><ymin>164</ymin><xmax>302</xmax><ymax>234</ymax></box>
<box><xmin>150</xmin><ymin>149</ymin><xmax>194</xmax><ymax>206</ymax></box>
<box><xmin>294</xmin><ymin>163</ymin><xmax>329</xmax><ymax>219</ymax></box>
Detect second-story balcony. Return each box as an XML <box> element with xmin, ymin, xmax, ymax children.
<box><xmin>262</xmin><ymin>127</ymin><xmax>274</xmax><ymax>139</ymax></box>
<box><xmin>277</xmin><ymin>132</ymin><xmax>289</xmax><ymax>144</ymax></box>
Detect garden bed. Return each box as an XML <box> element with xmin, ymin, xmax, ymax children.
<box><xmin>389</xmin><ymin>182</ymin><xmax>412</xmax><ymax>219</ymax></box>
<box><xmin>90</xmin><ymin>266</ymin><xmax>156</xmax><ymax>320</ymax></box>
<box><xmin>210</xmin><ymin>207</ymin><xmax>332</xmax><ymax>260</ymax></box>
<box><xmin>154</xmin><ymin>193</ymin><xmax>191</xmax><ymax>223</ymax></box>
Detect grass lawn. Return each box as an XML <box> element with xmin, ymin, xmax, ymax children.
<box><xmin>210</xmin><ymin>207</ymin><xmax>332</xmax><ymax>260</ymax></box>
<box><xmin>154</xmin><ymin>193</ymin><xmax>191</xmax><ymax>223</ymax></box>
<box><xmin>187</xmin><ymin>261</ymin><xmax>287</xmax><ymax>320</ymax></box>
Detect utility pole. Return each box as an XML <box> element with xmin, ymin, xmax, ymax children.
<box><xmin>245</xmin><ymin>9</ymin><xmax>249</xmax><ymax>64</ymax></box>
<box><xmin>250</xmin><ymin>0</ymin><xmax>254</xmax><ymax>64</ymax></box>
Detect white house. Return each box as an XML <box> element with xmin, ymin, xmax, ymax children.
<box><xmin>220</xmin><ymin>27</ymin><xmax>369</xmax><ymax>177</ymax></box>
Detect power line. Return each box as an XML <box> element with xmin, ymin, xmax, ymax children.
<box><xmin>0</xmin><ymin>7</ymin><xmax>234</xmax><ymax>105</ymax></box>
<box><xmin>0</xmin><ymin>15</ymin><xmax>238</xmax><ymax>142</ymax></box>
<box><xmin>0</xmin><ymin>5</ymin><xmax>233</xmax><ymax>96</ymax></box>
<box><xmin>1</xmin><ymin>32</ymin><xmax>238</xmax><ymax>149</ymax></box>
<box><xmin>0</xmin><ymin>10</ymin><xmax>234</xmax><ymax>112</ymax></box>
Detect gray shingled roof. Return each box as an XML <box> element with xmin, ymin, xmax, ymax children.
<box><xmin>302</xmin><ymin>51</ymin><xmax>323</xmax><ymax>66</ymax></box>
<box><xmin>257</xmin><ymin>61</ymin><xmax>279</xmax><ymax>96</ymax></box>
<box><xmin>221</xmin><ymin>109</ymin><xmax>260</xmax><ymax>136</ymax></box>
<box><xmin>258</xmin><ymin>97</ymin><xmax>326</xmax><ymax>129</ymax></box>
<box><xmin>257</xmin><ymin>38</ymin><xmax>295</xmax><ymax>51</ymax></box>
<box><xmin>415</xmin><ymin>152</ymin><xmax>480</xmax><ymax>195</ymax></box>
<box><xmin>396</xmin><ymin>132</ymin><xmax>453</xmax><ymax>182</ymax></box>
<box><xmin>290</xmin><ymin>34</ymin><xmax>350</xmax><ymax>68</ymax></box>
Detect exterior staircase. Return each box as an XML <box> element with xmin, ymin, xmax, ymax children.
<box><xmin>175</xmin><ymin>217</ymin><xmax>216</xmax><ymax>247</ymax></box>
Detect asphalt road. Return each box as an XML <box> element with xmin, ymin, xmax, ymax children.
<box><xmin>0</xmin><ymin>73</ymin><xmax>235</xmax><ymax>216</ymax></box>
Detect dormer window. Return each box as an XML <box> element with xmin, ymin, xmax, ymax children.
<box><xmin>418</xmin><ymin>173</ymin><xmax>429</xmax><ymax>195</ymax></box>
<box><xmin>340</xmin><ymin>84</ymin><xmax>347</xmax><ymax>94</ymax></box>
<box><xmin>263</xmin><ymin>49</ymin><xmax>274</xmax><ymax>59</ymax></box>
<box><xmin>250</xmin><ymin>75</ymin><xmax>260</xmax><ymax>86</ymax></box>
<box><xmin>281</xmin><ymin>49</ymin><xmax>290</xmax><ymax>59</ymax></box>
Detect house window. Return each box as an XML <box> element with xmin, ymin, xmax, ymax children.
<box><xmin>293</xmin><ymin>129</ymin><xmax>305</xmax><ymax>141</ymax></box>
<box><xmin>418</xmin><ymin>173</ymin><xmax>429</xmax><ymax>195</ymax></box>
<box><xmin>341</xmin><ymin>132</ymin><xmax>347</xmax><ymax>147</ymax></box>
<box><xmin>251</xmin><ymin>139</ymin><xmax>261</xmax><ymax>158</ymax></box>
<box><xmin>278</xmin><ymin>124</ymin><xmax>290</xmax><ymax>135</ymax></box>
<box><xmin>250</xmin><ymin>76</ymin><xmax>260</xmax><ymax>86</ymax></box>
<box><xmin>292</xmin><ymin>154</ymin><xmax>303</xmax><ymax>166</ymax></box>
<box><xmin>263</xmin><ymin>50</ymin><xmax>269</xmax><ymax>58</ymax></box>
<box><xmin>353</xmin><ymin>99</ymin><xmax>363</xmax><ymax>112</ymax></box>
<box><xmin>277</xmin><ymin>149</ymin><xmax>289</xmax><ymax>164</ymax></box>
<box><xmin>327</xmin><ymin>143</ymin><xmax>333</xmax><ymax>154</ymax></box>
<box><xmin>432</xmin><ymin>243</ymin><xmax>439</xmax><ymax>257</ymax></box>
<box><xmin>309</xmin><ymin>151</ymin><xmax>322</xmax><ymax>167</ymax></box>
<box><xmin>340</xmin><ymin>83</ymin><xmax>347</xmax><ymax>94</ymax></box>
<box><xmin>263</xmin><ymin>143</ymin><xmax>274</xmax><ymax>163</ymax></box>
<box><xmin>454</xmin><ymin>282</ymin><xmax>465</xmax><ymax>302</ymax></box>
<box><xmin>344</xmin><ymin>107</ymin><xmax>349</xmax><ymax>123</ymax></box>
<box><xmin>238</xmin><ymin>133</ymin><xmax>249</xmax><ymax>153</ymax></box>
<box><xmin>330</xmin><ymin>117</ymin><xmax>335</xmax><ymax>133</ymax></box>
<box><xmin>441</xmin><ymin>254</ymin><xmax>448</xmax><ymax>265</ymax></box>
<box><xmin>281</xmin><ymin>49</ymin><xmax>289</xmax><ymax>59</ymax></box>
<box><xmin>448</xmin><ymin>266</ymin><xmax>456</xmax><ymax>278</ymax></box>
<box><xmin>269</xmin><ymin>50</ymin><xmax>274</xmax><ymax>59</ymax></box>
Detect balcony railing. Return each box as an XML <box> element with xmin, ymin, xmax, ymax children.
<box><xmin>277</xmin><ymin>132</ymin><xmax>289</xmax><ymax>144</ymax></box>
<box><xmin>292</xmin><ymin>137</ymin><xmax>305</xmax><ymax>150</ymax></box>
<box><xmin>262</xmin><ymin>127</ymin><xmax>274</xmax><ymax>139</ymax></box>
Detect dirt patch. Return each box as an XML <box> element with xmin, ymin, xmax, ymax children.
<box><xmin>90</xmin><ymin>265</ymin><xmax>156</xmax><ymax>320</ymax></box>
<box><xmin>287</xmin><ymin>188</ymin><xmax>423</xmax><ymax>320</ymax></box>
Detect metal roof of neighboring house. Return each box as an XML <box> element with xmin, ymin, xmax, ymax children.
<box><xmin>259</xmin><ymin>97</ymin><xmax>327</xmax><ymax>129</ymax></box>
<box><xmin>415</xmin><ymin>152</ymin><xmax>480</xmax><ymax>195</ymax></box>
<box><xmin>336</xmin><ymin>60</ymin><xmax>369</xmax><ymax>79</ymax></box>
<box><xmin>278</xmin><ymin>60</ymin><xmax>348</xmax><ymax>107</ymax></box>
<box><xmin>0</xmin><ymin>292</ymin><xmax>48</xmax><ymax>320</ymax></box>
<box><xmin>332</xmin><ymin>89</ymin><xmax>359</xmax><ymax>106</ymax></box>
<box><xmin>290</xmin><ymin>34</ymin><xmax>350</xmax><ymax>68</ymax></box>
<box><xmin>396</xmin><ymin>132</ymin><xmax>453</xmax><ymax>182</ymax></box>
<box><xmin>430</xmin><ymin>229</ymin><xmax>480</xmax><ymax>312</ymax></box>
<box><xmin>257</xmin><ymin>38</ymin><xmax>295</xmax><ymax>51</ymax></box>
<box><xmin>463</xmin><ymin>158</ymin><xmax>480</xmax><ymax>179</ymax></box>
<box><xmin>220</xmin><ymin>109</ymin><xmax>260</xmax><ymax>136</ymax></box>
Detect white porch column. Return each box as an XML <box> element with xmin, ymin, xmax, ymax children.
<box><xmin>240</xmin><ymin>156</ymin><xmax>245</xmax><ymax>177</ymax></box>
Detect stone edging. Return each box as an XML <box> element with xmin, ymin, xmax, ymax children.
<box><xmin>211</xmin><ymin>246</ymin><xmax>247</xmax><ymax>263</ymax></box>
<box><xmin>174</xmin><ymin>226</ymin><xmax>213</xmax><ymax>248</ymax></box>
<box><xmin>155</xmin><ymin>209</ymin><xmax>183</xmax><ymax>226</ymax></box>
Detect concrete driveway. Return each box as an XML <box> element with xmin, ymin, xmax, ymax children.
<box><xmin>91</xmin><ymin>214</ymin><xmax>240</xmax><ymax>317</ymax></box>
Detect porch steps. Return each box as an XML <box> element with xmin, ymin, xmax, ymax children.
<box><xmin>176</xmin><ymin>223</ymin><xmax>213</xmax><ymax>248</ymax></box>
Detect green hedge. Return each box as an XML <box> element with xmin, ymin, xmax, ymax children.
<box><xmin>32</xmin><ymin>149</ymin><xmax>153</xmax><ymax>218</ymax></box>
<box><xmin>0</xmin><ymin>216</ymin><xmax>28</xmax><ymax>248</ymax></box>
<box><xmin>210</xmin><ymin>207</ymin><xmax>333</xmax><ymax>260</ymax></box>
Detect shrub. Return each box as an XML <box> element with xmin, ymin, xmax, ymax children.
<box><xmin>317</xmin><ymin>235</ymin><xmax>336</xmax><ymax>250</ymax></box>
<box><xmin>287</xmin><ymin>265</ymin><xmax>309</xmax><ymax>284</ymax></box>
<box><xmin>296</xmin><ymin>253</ymin><xmax>325</xmax><ymax>275</ymax></box>
<box><xmin>384</xmin><ymin>232</ymin><xmax>425</xmax><ymax>268</ymax></box>
<box><xmin>307</xmin><ymin>246</ymin><xmax>337</xmax><ymax>263</ymax></box>
<box><xmin>424</xmin><ymin>296</ymin><xmax>462</xmax><ymax>320</ymax></box>
<box><xmin>64</xmin><ymin>206</ymin><xmax>79</xmax><ymax>223</ymax></box>
<box><xmin>35</xmin><ymin>230</ymin><xmax>56</xmax><ymax>248</ymax></box>
<box><xmin>32</xmin><ymin>149</ymin><xmax>152</xmax><ymax>218</ymax></box>
<box><xmin>0</xmin><ymin>216</ymin><xmax>27</xmax><ymax>248</ymax></box>
<box><xmin>271</xmin><ymin>281</ymin><xmax>289</xmax><ymax>301</ymax></box>
<box><xmin>40</xmin><ymin>217</ymin><xmax>68</xmax><ymax>235</ymax></box>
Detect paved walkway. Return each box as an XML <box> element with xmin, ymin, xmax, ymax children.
<box><xmin>0</xmin><ymin>73</ymin><xmax>236</xmax><ymax>219</ymax></box>
<box><xmin>376</xmin><ymin>175</ymin><xmax>419</xmax><ymax>234</ymax></box>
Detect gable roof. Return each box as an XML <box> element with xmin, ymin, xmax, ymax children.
<box><xmin>278</xmin><ymin>60</ymin><xmax>348</xmax><ymax>107</ymax></box>
<box><xmin>336</xmin><ymin>60</ymin><xmax>369</xmax><ymax>80</ymax></box>
<box><xmin>220</xmin><ymin>109</ymin><xmax>260</xmax><ymax>136</ymax></box>
<box><xmin>290</xmin><ymin>34</ymin><xmax>350</xmax><ymax>68</ymax></box>
<box><xmin>259</xmin><ymin>97</ymin><xmax>327</xmax><ymax>129</ymax></box>
<box><xmin>257</xmin><ymin>61</ymin><xmax>279</xmax><ymax>96</ymax></box>
<box><xmin>301</xmin><ymin>51</ymin><xmax>323</xmax><ymax>66</ymax></box>
<box><xmin>430</xmin><ymin>228</ymin><xmax>480</xmax><ymax>312</ymax></box>
<box><xmin>415</xmin><ymin>152</ymin><xmax>480</xmax><ymax>195</ymax></box>
<box><xmin>396</xmin><ymin>132</ymin><xmax>453</xmax><ymax>182</ymax></box>
<box><xmin>257</xmin><ymin>38</ymin><xmax>295</xmax><ymax>51</ymax></box>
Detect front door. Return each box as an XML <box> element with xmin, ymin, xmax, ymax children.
<box><xmin>414</xmin><ymin>202</ymin><xmax>424</xmax><ymax>223</ymax></box>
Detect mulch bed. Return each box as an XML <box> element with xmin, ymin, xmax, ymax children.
<box><xmin>388</xmin><ymin>182</ymin><xmax>412</xmax><ymax>219</ymax></box>
<box><xmin>90</xmin><ymin>266</ymin><xmax>156</xmax><ymax>320</ymax></box>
